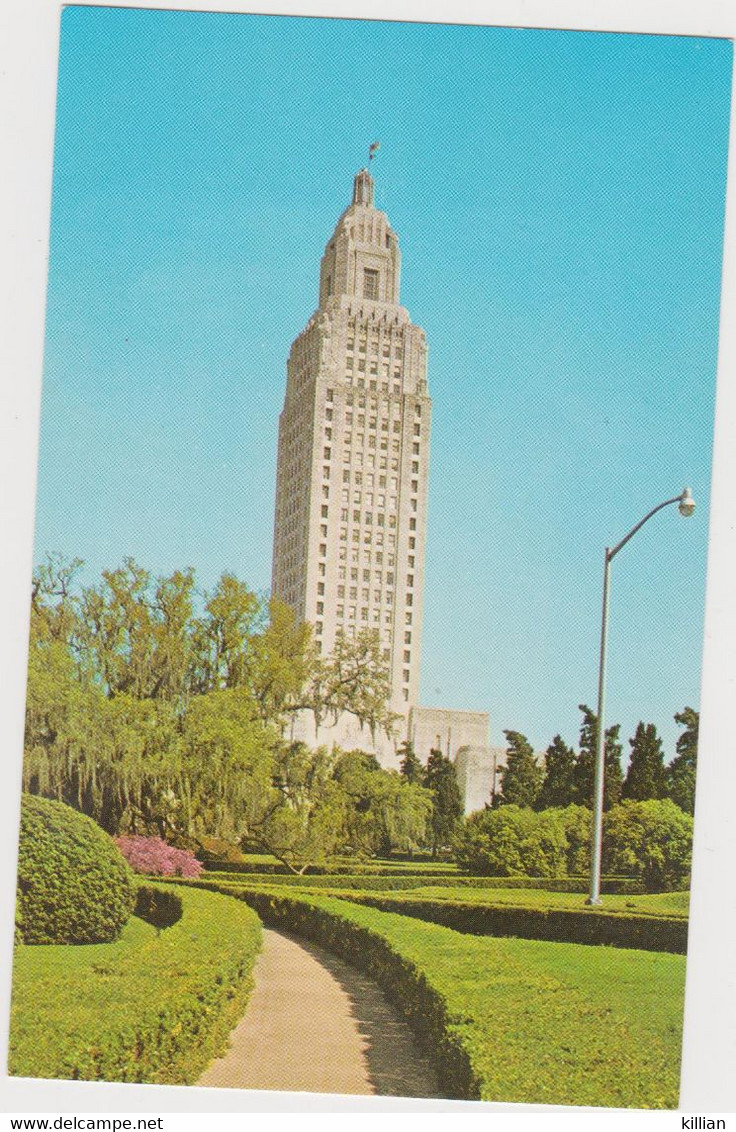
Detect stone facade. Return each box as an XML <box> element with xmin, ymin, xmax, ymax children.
<box><xmin>271</xmin><ymin>169</ymin><xmax>496</xmax><ymax>807</ymax></box>
<box><xmin>454</xmin><ymin>745</ymin><xmax>507</xmax><ymax>815</ymax></box>
<box><xmin>272</xmin><ymin>168</ymin><xmax>430</xmax><ymax>727</ymax></box>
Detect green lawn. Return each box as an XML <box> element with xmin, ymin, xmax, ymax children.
<box><xmin>9</xmin><ymin>884</ymin><xmax>261</xmax><ymax>1084</ymax></box>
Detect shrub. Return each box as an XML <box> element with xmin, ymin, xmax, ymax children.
<box><xmin>196</xmin><ymin>835</ymin><xmax>246</xmax><ymax>866</ymax></box>
<box><xmin>116</xmin><ymin>835</ymin><xmax>203</xmax><ymax>878</ymax></box>
<box><xmin>134</xmin><ymin>885</ymin><xmax>183</xmax><ymax>930</ymax></box>
<box><xmin>603</xmin><ymin>799</ymin><xmax>693</xmax><ymax>892</ymax></box>
<box><xmin>16</xmin><ymin>794</ymin><xmax>135</xmax><ymax>945</ymax></box>
<box><xmin>453</xmin><ymin>806</ymin><xmax>568</xmax><ymax>877</ymax></box>
<box><xmin>556</xmin><ymin>804</ymin><xmax>592</xmax><ymax>875</ymax></box>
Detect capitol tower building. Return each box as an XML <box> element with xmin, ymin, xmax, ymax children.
<box><xmin>272</xmin><ymin>166</ymin><xmax>496</xmax><ymax>793</ymax></box>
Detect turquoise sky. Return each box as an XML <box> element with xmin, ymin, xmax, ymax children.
<box><xmin>36</xmin><ymin>6</ymin><xmax>732</xmax><ymax>757</ymax></box>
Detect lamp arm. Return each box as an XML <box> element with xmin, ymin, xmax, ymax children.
<box><xmin>607</xmin><ymin>495</ymin><xmax>683</xmax><ymax>562</ymax></box>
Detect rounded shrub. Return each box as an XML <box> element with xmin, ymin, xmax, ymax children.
<box><xmin>602</xmin><ymin>799</ymin><xmax>693</xmax><ymax>892</ymax></box>
<box><xmin>16</xmin><ymin>794</ymin><xmax>135</xmax><ymax>944</ymax></box>
<box><xmin>452</xmin><ymin>805</ymin><xmax>568</xmax><ymax>877</ymax></box>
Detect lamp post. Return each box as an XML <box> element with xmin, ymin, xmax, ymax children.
<box><xmin>587</xmin><ymin>486</ymin><xmax>695</xmax><ymax>906</ymax></box>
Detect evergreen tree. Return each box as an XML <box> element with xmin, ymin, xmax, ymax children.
<box><xmin>398</xmin><ymin>739</ymin><xmax>423</xmax><ymax>785</ymax></box>
<box><xmin>536</xmin><ymin>734</ymin><xmax>576</xmax><ymax>810</ymax></box>
<box><xmin>622</xmin><ymin>721</ymin><xmax>667</xmax><ymax>800</ymax></box>
<box><xmin>667</xmin><ymin>707</ymin><xmax>699</xmax><ymax>814</ymax></box>
<box><xmin>572</xmin><ymin>704</ymin><xmax>623</xmax><ymax>810</ymax></box>
<box><xmin>423</xmin><ymin>748</ymin><xmax>463</xmax><ymax>856</ymax></box>
<box><xmin>499</xmin><ymin>730</ymin><xmax>543</xmax><ymax>809</ymax></box>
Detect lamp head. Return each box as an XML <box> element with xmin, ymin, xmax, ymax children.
<box><xmin>678</xmin><ymin>487</ymin><xmax>696</xmax><ymax>518</ymax></box>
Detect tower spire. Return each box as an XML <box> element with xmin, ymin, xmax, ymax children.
<box><xmin>352</xmin><ymin>167</ymin><xmax>374</xmax><ymax>207</ymax></box>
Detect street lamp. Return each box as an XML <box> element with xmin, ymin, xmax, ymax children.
<box><xmin>587</xmin><ymin>486</ymin><xmax>695</xmax><ymax>906</ymax></box>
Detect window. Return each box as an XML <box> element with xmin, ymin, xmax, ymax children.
<box><xmin>327</xmin><ymin>388</ymin><xmax>334</xmax><ymax>401</ymax></box>
<box><xmin>321</xmin><ymin>505</ymin><xmax>328</xmax><ymax>518</ymax></box>
<box><xmin>363</xmin><ymin>268</ymin><xmax>379</xmax><ymax>300</ymax></box>
<box><xmin>318</xmin><ymin>583</ymin><xmax>325</xmax><ymax>595</ymax></box>
<box><xmin>317</xmin><ymin>602</ymin><xmax>324</xmax><ymax>615</ymax></box>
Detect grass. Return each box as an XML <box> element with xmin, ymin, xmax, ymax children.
<box><xmin>356</xmin><ymin>885</ymin><xmax>690</xmax><ymax>918</ymax></box>
<box><xmin>9</xmin><ymin>884</ymin><xmax>261</xmax><ymax>1084</ymax></box>
<box><xmin>179</xmin><ymin>879</ymin><xmax>688</xmax><ymax>1107</ymax></box>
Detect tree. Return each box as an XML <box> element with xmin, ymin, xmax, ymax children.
<box><xmin>308</xmin><ymin>628</ymin><xmax>396</xmax><ymax>738</ymax></box>
<box><xmin>536</xmin><ymin>734</ymin><xmax>576</xmax><ymax>810</ymax></box>
<box><xmin>423</xmin><ymin>748</ymin><xmax>464</xmax><ymax>856</ymax></box>
<box><xmin>622</xmin><ymin>722</ymin><xmax>667</xmax><ymax>801</ymax></box>
<box><xmin>667</xmin><ymin>707</ymin><xmax>699</xmax><ymax>814</ymax></box>
<box><xmin>602</xmin><ymin>799</ymin><xmax>693</xmax><ymax>892</ymax></box>
<box><xmin>572</xmin><ymin>704</ymin><xmax>623</xmax><ymax>810</ymax></box>
<box><xmin>251</xmin><ymin>743</ymin><xmax>347</xmax><ymax>873</ymax></box>
<box><xmin>334</xmin><ymin>749</ymin><xmax>432</xmax><ymax>857</ymax></box>
<box><xmin>498</xmin><ymin>730</ymin><xmax>543</xmax><ymax>808</ymax></box>
<box><xmin>23</xmin><ymin>555</ymin><xmax>399</xmax><ymax>860</ymax></box>
<box><xmin>397</xmin><ymin>739</ymin><xmax>423</xmax><ymax>784</ymax></box>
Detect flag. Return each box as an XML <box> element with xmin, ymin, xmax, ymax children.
<box><xmin>369</xmin><ymin>141</ymin><xmax>380</xmax><ymax>160</ymax></box>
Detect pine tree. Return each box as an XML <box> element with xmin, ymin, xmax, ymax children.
<box><xmin>572</xmin><ymin>704</ymin><xmax>623</xmax><ymax>810</ymax></box>
<box><xmin>499</xmin><ymin>730</ymin><xmax>543</xmax><ymax>808</ymax></box>
<box><xmin>423</xmin><ymin>748</ymin><xmax>463</xmax><ymax>856</ymax></box>
<box><xmin>536</xmin><ymin>734</ymin><xmax>576</xmax><ymax>809</ymax></box>
<box><xmin>622</xmin><ymin>721</ymin><xmax>667</xmax><ymax>800</ymax></box>
<box><xmin>667</xmin><ymin>707</ymin><xmax>699</xmax><ymax>814</ymax></box>
<box><xmin>398</xmin><ymin>739</ymin><xmax>423</xmax><ymax>785</ymax></box>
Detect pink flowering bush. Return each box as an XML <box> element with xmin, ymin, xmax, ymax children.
<box><xmin>115</xmin><ymin>835</ymin><xmax>203</xmax><ymax>878</ymax></box>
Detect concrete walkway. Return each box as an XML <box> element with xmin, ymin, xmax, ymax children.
<box><xmin>197</xmin><ymin>928</ymin><xmax>441</xmax><ymax>1097</ymax></box>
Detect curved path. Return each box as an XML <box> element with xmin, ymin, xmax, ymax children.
<box><xmin>197</xmin><ymin>928</ymin><xmax>441</xmax><ymax>1097</ymax></box>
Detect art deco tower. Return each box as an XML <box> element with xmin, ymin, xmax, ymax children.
<box><xmin>271</xmin><ymin>168</ymin><xmax>431</xmax><ymax>728</ymax></box>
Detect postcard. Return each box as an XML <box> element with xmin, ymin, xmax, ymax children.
<box><xmin>3</xmin><ymin>1</ymin><xmax>735</xmax><ymax>1114</ymax></box>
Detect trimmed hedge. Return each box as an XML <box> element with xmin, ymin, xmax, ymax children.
<box><xmin>134</xmin><ymin>885</ymin><xmax>183</xmax><ymax>931</ymax></box>
<box><xmin>206</xmin><ymin>858</ymin><xmax>458</xmax><ymax>876</ymax></box>
<box><xmin>331</xmin><ymin>893</ymin><xmax>688</xmax><ymax>953</ymax></box>
<box><xmin>202</xmin><ymin>870</ymin><xmax>644</xmax><ymax>894</ymax></box>
<box><xmin>15</xmin><ymin>795</ymin><xmax>135</xmax><ymax>945</ymax></box>
<box><xmin>9</xmin><ymin>883</ymin><xmax>261</xmax><ymax>1084</ymax></box>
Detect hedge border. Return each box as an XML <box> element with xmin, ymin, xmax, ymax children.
<box><xmin>202</xmin><ymin>870</ymin><xmax>645</xmax><ymax>894</ymax></box>
<box><xmin>328</xmin><ymin>893</ymin><xmax>688</xmax><ymax>953</ymax></box>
